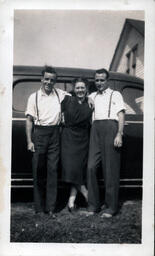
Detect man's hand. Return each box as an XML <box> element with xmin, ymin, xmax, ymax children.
<box><xmin>115</xmin><ymin>110</ymin><xmax>125</xmax><ymax>147</ymax></box>
<box><xmin>88</xmin><ymin>97</ymin><xmax>94</xmax><ymax>109</ymax></box>
<box><xmin>27</xmin><ymin>142</ymin><xmax>35</xmax><ymax>152</ymax></box>
<box><xmin>114</xmin><ymin>132</ymin><xmax>123</xmax><ymax>148</ymax></box>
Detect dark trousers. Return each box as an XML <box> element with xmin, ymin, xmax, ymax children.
<box><xmin>32</xmin><ymin>126</ymin><xmax>60</xmax><ymax>213</ymax></box>
<box><xmin>87</xmin><ymin>120</ymin><xmax>121</xmax><ymax>213</ymax></box>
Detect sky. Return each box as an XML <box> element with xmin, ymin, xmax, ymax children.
<box><xmin>14</xmin><ymin>10</ymin><xmax>144</xmax><ymax>70</ymax></box>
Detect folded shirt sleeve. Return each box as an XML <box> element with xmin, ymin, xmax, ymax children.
<box><xmin>88</xmin><ymin>92</ymin><xmax>96</xmax><ymax>101</ymax></box>
<box><xmin>113</xmin><ymin>91</ymin><xmax>126</xmax><ymax>115</ymax></box>
<box><xmin>57</xmin><ymin>89</ymin><xmax>71</xmax><ymax>103</ymax></box>
<box><xmin>25</xmin><ymin>93</ymin><xmax>36</xmax><ymax>118</ymax></box>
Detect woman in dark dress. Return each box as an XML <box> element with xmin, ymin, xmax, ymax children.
<box><xmin>61</xmin><ymin>78</ymin><xmax>93</xmax><ymax>212</ymax></box>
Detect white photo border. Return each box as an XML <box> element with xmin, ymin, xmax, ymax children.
<box><xmin>0</xmin><ymin>0</ymin><xmax>154</xmax><ymax>256</ymax></box>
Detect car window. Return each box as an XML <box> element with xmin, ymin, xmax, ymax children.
<box><xmin>13</xmin><ymin>81</ymin><xmax>73</xmax><ymax>112</ymax></box>
<box><xmin>122</xmin><ymin>87</ymin><xmax>143</xmax><ymax>115</ymax></box>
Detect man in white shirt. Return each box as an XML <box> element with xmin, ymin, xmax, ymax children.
<box><xmin>25</xmin><ymin>66</ymin><xmax>69</xmax><ymax>217</ymax></box>
<box><xmin>86</xmin><ymin>68</ymin><xmax>125</xmax><ymax>218</ymax></box>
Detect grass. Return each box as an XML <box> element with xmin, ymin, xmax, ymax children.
<box><xmin>11</xmin><ymin>200</ymin><xmax>142</xmax><ymax>243</ymax></box>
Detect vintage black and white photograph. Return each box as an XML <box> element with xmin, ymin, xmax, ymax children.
<box><xmin>0</xmin><ymin>1</ymin><xmax>154</xmax><ymax>256</ymax></box>
<box><xmin>11</xmin><ymin>9</ymin><xmax>145</xmax><ymax>243</ymax></box>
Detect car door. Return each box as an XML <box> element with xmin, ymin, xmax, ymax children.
<box><xmin>12</xmin><ymin>79</ymin><xmax>42</xmax><ymax>183</ymax></box>
<box><xmin>119</xmin><ymin>83</ymin><xmax>144</xmax><ymax>186</ymax></box>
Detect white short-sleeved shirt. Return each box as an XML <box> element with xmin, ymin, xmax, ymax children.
<box><xmin>89</xmin><ymin>88</ymin><xmax>125</xmax><ymax>121</ymax></box>
<box><xmin>25</xmin><ymin>88</ymin><xmax>70</xmax><ymax>126</ymax></box>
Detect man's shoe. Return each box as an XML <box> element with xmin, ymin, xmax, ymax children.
<box><xmin>101</xmin><ymin>212</ymin><xmax>113</xmax><ymax>218</ymax></box>
<box><xmin>45</xmin><ymin>211</ymin><xmax>56</xmax><ymax>218</ymax></box>
<box><xmin>101</xmin><ymin>204</ymin><xmax>107</xmax><ymax>211</ymax></box>
<box><xmin>79</xmin><ymin>209</ymin><xmax>95</xmax><ymax>216</ymax></box>
<box><xmin>35</xmin><ymin>211</ymin><xmax>45</xmax><ymax>218</ymax></box>
<box><xmin>85</xmin><ymin>211</ymin><xmax>95</xmax><ymax>217</ymax></box>
<box><xmin>100</xmin><ymin>209</ymin><xmax>115</xmax><ymax>218</ymax></box>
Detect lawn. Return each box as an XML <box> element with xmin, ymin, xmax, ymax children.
<box><xmin>11</xmin><ymin>200</ymin><xmax>142</xmax><ymax>243</ymax></box>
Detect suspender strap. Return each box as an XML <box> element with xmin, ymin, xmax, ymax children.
<box><xmin>53</xmin><ymin>88</ymin><xmax>62</xmax><ymax>125</ymax></box>
<box><xmin>93</xmin><ymin>92</ymin><xmax>97</xmax><ymax>120</ymax></box>
<box><xmin>93</xmin><ymin>90</ymin><xmax>114</xmax><ymax>120</ymax></box>
<box><xmin>35</xmin><ymin>91</ymin><xmax>40</xmax><ymax>124</ymax></box>
<box><xmin>53</xmin><ymin>88</ymin><xmax>60</xmax><ymax>104</ymax></box>
<box><xmin>108</xmin><ymin>90</ymin><xmax>114</xmax><ymax>118</ymax></box>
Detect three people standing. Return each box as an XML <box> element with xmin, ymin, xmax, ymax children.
<box><xmin>26</xmin><ymin>66</ymin><xmax>125</xmax><ymax>218</ymax></box>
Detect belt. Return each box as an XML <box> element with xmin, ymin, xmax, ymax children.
<box><xmin>94</xmin><ymin>119</ymin><xmax>118</xmax><ymax>123</ymax></box>
<box><xmin>34</xmin><ymin>125</ymin><xmax>60</xmax><ymax>129</ymax></box>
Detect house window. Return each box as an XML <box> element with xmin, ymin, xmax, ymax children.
<box><xmin>122</xmin><ymin>86</ymin><xmax>143</xmax><ymax>115</ymax></box>
<box><xmin>126</xmin><ymin>45</ymin><xmax>138</xmax><ymax>76</ymax></box>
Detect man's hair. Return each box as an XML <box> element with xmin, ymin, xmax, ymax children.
<box><xmin>95</xmin><ymin>68</ymin><xmax>109</xmax><ymax>80</ymax></box>
<box><xmin>41</xmin><ymin>65</ymin><xmax>57</xmax><ymax>77</ymax></box>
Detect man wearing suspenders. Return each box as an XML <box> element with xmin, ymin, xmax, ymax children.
<box><xmin>25</xmin><ymin>66</ymin><xmax>69</xmax><ymax>217</ymax></box>
<box><xmin>86</xmin><ymin>68</ymin><xmax>125</xmax><ymax>218</ymax></box>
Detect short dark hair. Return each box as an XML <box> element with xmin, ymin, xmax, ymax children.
<box><xmin>95</xmin><ymin>68</ymin><xmax>109</xmax><ymax>80</ymax></box>
<box><xmin>72</xmin><ymin>77</ymin><xmax>89</xmax><ymax>89</ymax></box>
<box><xmin>41</xmin><ymin>65</ymin><xmax>57</xmax><ymax>77</ymax></box>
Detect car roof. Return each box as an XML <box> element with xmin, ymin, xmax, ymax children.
<box><xmin>13</xmin><ymin>65</ymin><xmax>143</xmax><ymax>86</ymax></box>
<box><xmin>13</xmin><ymin>65</ymin><xmax>95</xmax><ymax>78</ymax></box>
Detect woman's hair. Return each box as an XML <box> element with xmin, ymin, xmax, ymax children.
<box><xmin>72</xmin><ymin>77</ymin><xmax>89</xmax><ymax>89</ymax></box>
<box><xmin>70</xmin><ymin>77</ymin><xmax>89</xmax><ymax>97</ymax></box>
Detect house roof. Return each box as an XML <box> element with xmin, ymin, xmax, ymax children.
<box><xmin>109</xmin><ymin>19</ymin><xmax>144</xmax><ymax>70</ymax></box>
<box><xmin>127</xmin><ymin>19</ymin><xmax>144</xmax><ymax>36</ymax></box>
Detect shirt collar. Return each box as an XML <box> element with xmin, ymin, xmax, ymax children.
<box><xmin>96</xmin><ymin>88</ymin><xmax>111</xmax><ymax>95</ymax></box>
<box><xmin>39</xmin><ymin>88</ymin><xmax>55</xmax><ymax>97</ymax></box>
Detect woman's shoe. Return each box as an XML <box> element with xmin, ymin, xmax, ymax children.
<box><xmin>68</xmin><ymin>205</ymin><xmax>76</xmax><ymax>214</ymax></box>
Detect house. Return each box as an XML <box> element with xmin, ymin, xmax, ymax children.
<box><xmin>109</xmin><ymin>19</ymin><xmax>144</xmax><ymax>79</ymax></box>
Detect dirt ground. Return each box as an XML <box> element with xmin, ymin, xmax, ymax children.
<box><xmin>11</xmin><ymin>199</ymin><xmax>142</xmax><ymax>243</ymax></box>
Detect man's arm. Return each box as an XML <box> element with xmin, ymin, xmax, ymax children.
<box><xmin>87</xmin><ymin>93</ymin><xmax>95</xmax><ymax>109</ymax></box>
<box><xmin>87</xmin><ymin>97</ymin><xmax>95</xmax><ymax>109</ymax></box>
<box><xmin>56</xmin><ymin>88</ymin><xmax>71</xmax><ymax>103</ymax></box>
<box><xmin>26</xmin><ymin>115</ymin><xmax>35</xmax><ymax>152</ymax></box>
<box><xmin>114</xmin><ymin>110</ymin><xmax>125</xmax><ymax>147</ymax></box>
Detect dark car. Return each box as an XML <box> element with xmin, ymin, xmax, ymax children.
<box><xmin>12</xmin><ymin>65</ymin><xmax>143</xmax><ymax>200</ymax></box>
